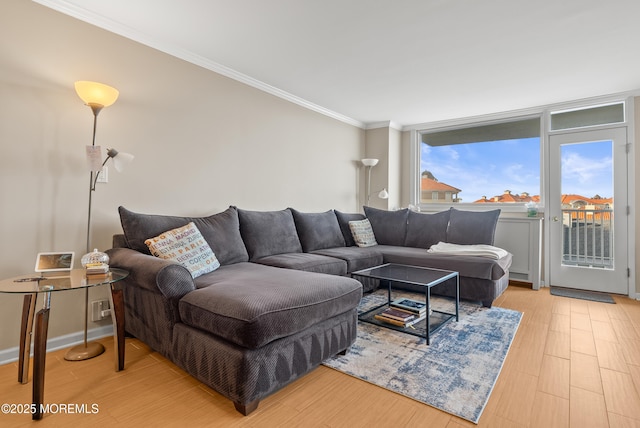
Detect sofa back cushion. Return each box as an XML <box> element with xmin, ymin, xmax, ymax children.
<box><xmin>446</xmin><ymin>208</ymin><xmax>501</xmax><ymax>245</ymax></box>
<box><xmin>363</xmin><ymin>206</ymin><xmax>408</xmax><ymax>246</ymax></box>
<box><xmin>404</xmin><ymin>209</ymin><xmax>450</xmax><ymax>248</ymax></box>
<box><xmin>238</xmin><ymin>208</ymin><xmax>303</xmax><ymax>260</ymax></box>
<box><xmin>118</xmin><ymin>206</ymin><xmax>249</xmax><ymax>265</ymax></box>
<box><xmin>334</xmin><ymin>211</ymin><xmax>366</xmax><ymax>247</ymax></box>
<box><xmin>290</xmin><ymin>209</ymin><xmax>345</xmax><ymax>252</ymax></box>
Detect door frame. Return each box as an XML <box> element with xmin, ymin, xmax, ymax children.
<box><xmin>546</xmin><ymin>126</ymin><xmax>629</xmax><ymax>294</ymax></box>
<box><xmin>544</xmin><ymin>98</ymin><xmax>635</xmax><ymax>298</ymax></box>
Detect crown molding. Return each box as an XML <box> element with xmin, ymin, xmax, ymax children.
<box><xmin>365</xmin><ymin>121</ymin><xmax>403</xmax><ymax>131</ymax></box>
<box><xmin>34</xmin><ymin>0</ymin><xmax>366</xmax><ymax>129</ymax></box>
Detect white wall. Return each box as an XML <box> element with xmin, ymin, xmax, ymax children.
<box><xmin>0</xmin><ymin>0</ymin><xmax>364</xmax><ymax>353</ymax></box>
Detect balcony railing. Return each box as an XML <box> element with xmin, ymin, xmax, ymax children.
<box><xmin>562</xmin><ymin>208</ymin><xmax>613</xmax><ymax>269</ymax></box>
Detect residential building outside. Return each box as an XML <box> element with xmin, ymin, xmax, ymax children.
<box><xmin>420</xmin><ymin>175</ymin><xmax>461</xmax><ymax>203</ymax></box>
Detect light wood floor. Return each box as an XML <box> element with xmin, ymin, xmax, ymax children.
<box><xmin>1</xmin><ymin>286</ymin><xmax>640</xmax><ymax>427</ymax></box>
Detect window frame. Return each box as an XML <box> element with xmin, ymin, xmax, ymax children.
<box><xmin>414</xmin><ymin>114</ymin><xmax>544</xmax><ymax>214</ymax></box>
<box><xmin>409</xmin><ymin>96</ymin><xmax>632</xmax><ymax>215</ymax></box>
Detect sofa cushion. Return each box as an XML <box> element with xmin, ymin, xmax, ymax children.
<box><xmin>237</xmin><ymin>208</ymin><xmax>303</xmax><ymax>261</ymax></box>
<box><xmin>446</xmin><ymin>208</ymin><xmax>501</xmax><ymax>245</ymax></box>
<box><xmin>363</xmin><ymin>206</ymin><xmax>408</xmax><ymax>246</ymax></box>
<box><xmin>312</xmin><ymin>246</ymin><xmax>384</xmax><ymax>273</ymax></box>
<box><xmin>118</xmin><ymin>206</ymin><xmax>249</xmax><ymax>265</ymax></box>
<box><xmin>349</xmin><ymin>219</ymin><xmax>378</xmax><ymax>247</ymax></box>
<box><xmin>334</xmin><ymin>211</ymin><xmax>366</xmax><ymax>247</ymax></box>
<box><xmin>404</xmin><ymin>209</ymin><xmax>450</xmax><ymax>249</ymax></box>
<box><xmin>253</xmin><ymin>253</ymin><xmax>348</xmax><ymax>276</ymax></box>
<box><xmin>145</xmin><ymin>222</ymin><xmax>220</xmax><ymax>278</ymax></box>
<box><xmin>183</xmin><ymin>263</ymin><xmax>362</xmax><ymax>349</ymax></box>
<box><xmin>290</xmin><ymin>209</ymin><xmax>345</xmax><ymax>252</ymax></box>
<box><xmin>375</xmin><ymin>245</ymin><xmax>511</xmax><ymax>280</ymax></box>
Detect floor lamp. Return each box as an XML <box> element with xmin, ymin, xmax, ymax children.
<box><xmin>361</xmin><ymin>158</ymin><xmax>379</xmax><ymax>206</ymax></box>
<box><xmin>65</xmin><ymin>81</ymin><xmax>133</xmax><ymax>361</ymax></box>
<box><xmin>361</xmin><ymin>158</ymin><xmax>389</xmax><ymax>206</ymax></box>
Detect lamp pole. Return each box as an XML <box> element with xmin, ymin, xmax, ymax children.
<box><xmin>66</xmin><ymin>103</ymin><xmax>107</xmax><ymax>361</ymax></box>
<box><xmin>361</xmin><ymin>158</ymin><xmax>379</xmax><ymax>206</ymax></box>
<box><xmin>86</xmin><ymin>106</ymin><xmax>100</xmax><ymax>254</ymax></box>
<box><xmin>366</xmin><ymin>165</ymin><xmax>373</xmax><ymax>206</ymax></box>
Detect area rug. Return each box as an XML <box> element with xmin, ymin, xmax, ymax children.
<box><xmin>550</xmin><ymin>286</ymin><xmax>615</xmax><ymax>304</ymax></box>
<box><xmin>323</xmin><ymin>290</ymin><xmax>522</xmax><ymax>424</ymax></box>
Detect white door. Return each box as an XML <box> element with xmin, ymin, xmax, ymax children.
<box><xmin>548</xmin><ymin>127</ymin><xmax>628</xmax><ymax>294</ymax></box>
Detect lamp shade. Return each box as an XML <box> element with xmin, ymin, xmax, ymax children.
<box><xmin>106</xmin><ymin>148</ymin><xmax>135</xmax><ymax>173</ymax></box>
<box><xmin>378</xmin><ymin>188</ymin><xmax>389</xmax><ymax>199</ymax></box>
<box><xmin>361</xmin><ymin>158</ymin><xmax>379</xmax><ymax>167</ymax></box>
<box><xmin>75</xmin><ymin>81</ymin><xmax>119</xmax><ymax>107</ymax></box>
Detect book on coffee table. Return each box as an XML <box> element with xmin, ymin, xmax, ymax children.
<box><xmin>374</xmin><ymin>310</ymin><xmax>426</xmax><ymax>328</ymax></box>
<box><xmin>377</xmin><ymin>307</ymin><xmax>416</xmax><ymax>322</ymax></box>
<box><xmin>390</xmin><ymin>298</ymin><xmax>427</xmax><ymax>315</ymax></box>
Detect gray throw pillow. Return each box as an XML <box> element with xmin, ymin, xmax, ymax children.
<box><xmin>237</xmin><ymin>208</ymin><xmax>303</xmax><ymax>260</ymax></box>
<box><xmin>290</xmin><ymin>209</ymin><xmax>345</xmax><ymax>252</ymax></box>
<box><xmin>334</xmin><ymin>211</ymin><xmax>366</xmax><ymax>247</ymax></box>
<box><xmin>404</xmin><ymin>209</ymin><xmax>450</xmax><ymax>248</ymax></box>
<box><xmin>363</xmin><ymin>206</ymin><xmax>408</xmax><ymax>246</ymax></box>
<box><xmin>118</xmin><ymin>206</ymin><xmax>249</xmax><ymax>265</ymax></box>
<box><xmin>446</xmin><ymin>208</ymin><xmax>501</xmax><ymax>245</ymax></box>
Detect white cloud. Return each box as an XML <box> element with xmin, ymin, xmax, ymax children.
<box><xmin>562</xmin><ymin>152</ymin><xmax>612</xmax><ymax>184</ymax></box>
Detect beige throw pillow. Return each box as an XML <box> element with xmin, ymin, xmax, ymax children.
<box><xmin>145</xmin><ymin>222</ymin><xmax>220</xmax><ymax>278</ymax></box>
<box><xmin>348</xmin><ymin>218</ymin><xmax>378</xmax><ymax>247</ymax></box>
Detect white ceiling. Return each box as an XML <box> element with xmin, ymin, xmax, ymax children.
<box><xmin>37</xmin><ymin>0</ymin><xmax>640</xmax><ymax>129</ymax></box>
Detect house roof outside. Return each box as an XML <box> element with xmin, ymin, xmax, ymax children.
<box><xmin>421</xmin><ymin>177</ymin><xmax>461</xmax><ymax>193</ymax></box>
<box><xmin>561</xmin><ymin>194</ymin><xmax>613</xmax><ymax>206</ymax></box>
<box><xmin>474</xmin><ymin>190</ymin><xmax>540</xmax><ymax>203</ymax></box>
<box><xmin>474</xmin><ymin>191</ymin><xmax>611</xmax><ymax>208</ymax></box>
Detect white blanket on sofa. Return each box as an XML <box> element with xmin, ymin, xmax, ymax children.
<box><xmin>427</xmin><ymin>242</ymin><xmax>509</xmax><ymax>259</ymax></box>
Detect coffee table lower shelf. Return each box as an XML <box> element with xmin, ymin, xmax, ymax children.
<box><xmin>351</xmin><ymin>264</ymin><xmax>460</xmax><ymax>345</ymax></box>
<box><xmin>358</xmin><ymin>304</ymin><xmax>455</xmax><ymax>343</ymax></box>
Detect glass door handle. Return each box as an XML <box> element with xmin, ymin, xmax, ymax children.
<box><xmin>552</xmin><ymin>216</ymin><xmax>559</xmax><ymax>222</ymax></box>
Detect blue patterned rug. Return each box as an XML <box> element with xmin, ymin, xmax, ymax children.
<box><xmin>323</xmin><ymin>290</ymin><xmax>522</xmax><ymax>424</ymax></box>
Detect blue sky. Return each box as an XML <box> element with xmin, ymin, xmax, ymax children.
<box><xmin>560</xmin><ymin>141</ymin><xmax>613</xmax><ymax>198</ymax></box>
<box><xmin>421</xmin><ymin>138</ymin><xmax>613</xmax><ymax>202</ymax></box>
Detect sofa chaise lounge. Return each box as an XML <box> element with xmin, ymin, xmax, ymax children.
<box><xmin>106</xmin><ymin>205</ymin><xmax>512</xmax><ymax>415</ymax></box>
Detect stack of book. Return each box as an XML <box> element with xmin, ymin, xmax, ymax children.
<box><xmin>374</xmin><ymin>298</ymin><xmax>429</xmax><ymax>328</ymax></box>
<box><xmin>85</xmin><ymin>262</ymin><xmax>110</xmax><ymax>278</ymax></box>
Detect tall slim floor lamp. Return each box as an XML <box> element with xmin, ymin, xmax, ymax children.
<box><xmin>361</xmin><ymin>158</ymin><xmax>389</xmax><ymax>205</ymax></box>
<box><xmin>64</xmin><ymin>81</ymin><xmax>134</xmax><ymax>361</ymax></box>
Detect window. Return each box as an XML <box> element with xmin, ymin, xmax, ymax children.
<box><xmin>550</xmin><ymin>102</ymin><xmax>624</xmax><ymax>131</ymax></box>
<box><xmin>419</xmin><ymin>117</ymin><xmax>541</xmax><ymax>206</ymax></box>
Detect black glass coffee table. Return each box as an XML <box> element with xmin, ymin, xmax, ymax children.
<box><xmin>351</xmin><ymin>263</ymin><xmax>459</xmax><ymax>345</ymax></box>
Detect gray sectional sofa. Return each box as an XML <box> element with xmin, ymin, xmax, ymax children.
<box><xmin>106</xmin><ymin>204</ymin><xmax>512</xmax><ymax>415</ymax></box>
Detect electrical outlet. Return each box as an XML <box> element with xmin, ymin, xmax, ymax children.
<box><xmin>96</xmin><ymin>166</ymin><xmax>108</xmax><ymax>183</ymax></box>
<box><xmin>91</xmin><ymin>299</ymin><xmax>111</xmax><ymax>321</ymax></box>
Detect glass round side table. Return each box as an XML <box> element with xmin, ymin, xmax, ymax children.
<box><xmin>0</xmin><ymin>268</ymin><xmax>128</xmax><ymax>420</ymax></box>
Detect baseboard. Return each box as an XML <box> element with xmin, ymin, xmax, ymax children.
<box><xmin>508</xmin><ymin>279</ymin><xmax>533</xmax><ymax>288</ymax></box>
<box><xmin>0</xmin><ymin>325</ymin><xmax>114</xmax><ymax>366</ymax></box>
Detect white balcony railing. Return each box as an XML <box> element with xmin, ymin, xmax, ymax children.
<box><xmin>562</xmin><ymin>208</ymin><xmax>613</xmax><ymax>269</ymax></box>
